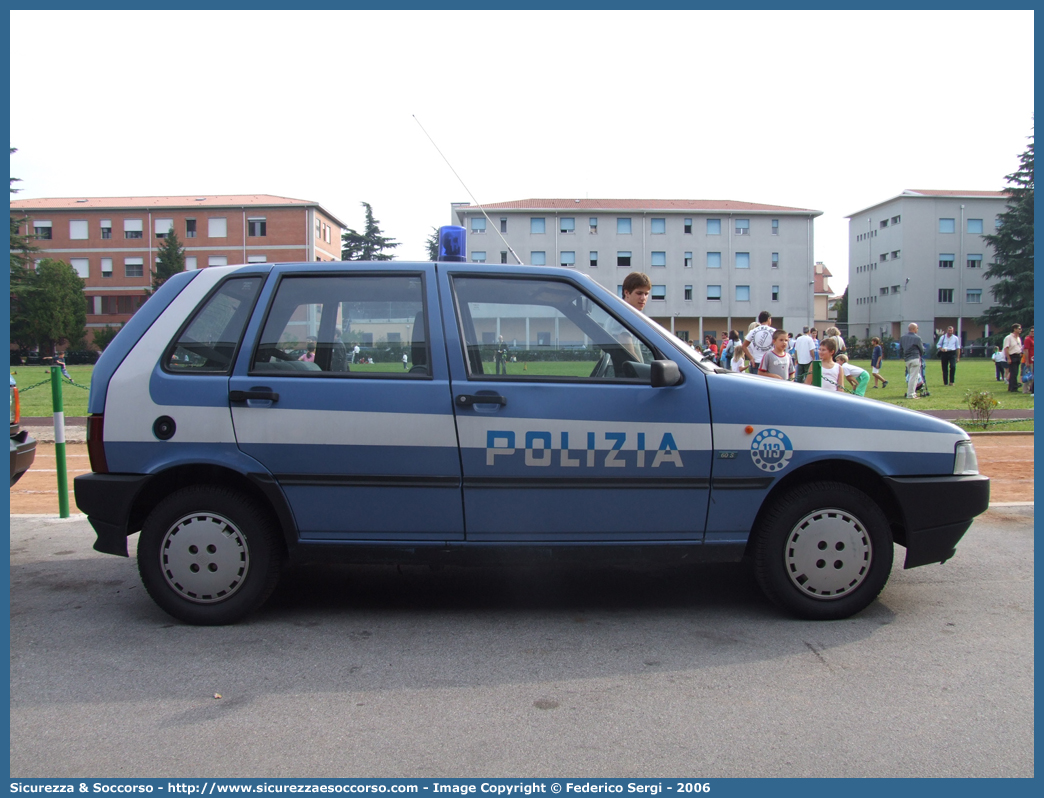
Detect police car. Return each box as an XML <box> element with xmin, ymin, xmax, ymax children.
<box><xmin>74</xmin><ymin>232</ymin><xmax>989</xmax><ymax>625</ymax></box>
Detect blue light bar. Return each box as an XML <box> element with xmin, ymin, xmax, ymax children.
<box><xmin>438</xmin><ymin>226</ymin><xmax>467</xmax><ymax>262</ymax></box>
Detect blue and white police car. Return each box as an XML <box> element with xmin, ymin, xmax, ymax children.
<box><xmin>74</xmin><ymin>235</ymin><xmax>989</xmax><ymax>625</ymax></box>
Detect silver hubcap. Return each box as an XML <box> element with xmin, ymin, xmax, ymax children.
<box><xmin>785</xmin><ymin>508</ymin><xmax>872</xmax><ymax>599</ymax></box>
<box><xmin>160</xmin><ymin>512</ymin><xmax>250</xmax><ymax>603</ymax></box>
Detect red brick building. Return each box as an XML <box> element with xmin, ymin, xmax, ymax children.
<box><xmin>10</xmin><ymin>194</ymin><xmax>345</xmax><ymax>336</ymax></box>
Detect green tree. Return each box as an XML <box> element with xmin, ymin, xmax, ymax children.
<box><xmin>341</xmin><ymin>202</ymin><xmax>400</xmax><ymax>261</ymax></box>
<box><xmin>9</xmin><ymin>147</ymin><xmax>38</xmax><ymax>273</ymax></box>
<box><xmin>10</xmin><ymin>259</ymin><xmax>87</xmax><ymax>356</ymax></box>
<box><xmin>978</xmin><ymin>130</ymin><xmax>1034</xmax><ymax>342</ymax></box>
<box><xmin>834</xmin><ymin>286</ymin><xmax>849</xmax><ymax>323</ymax></box>
<box><xmin>153</xmin><ymin>228</ymin><xmax>186</xmax><ymax>291</ymax></box>
<box><xmin>425</xmin><ymin>226</ymin><xmax>439</xmax><ymax>261</ymax></box>
<box><xmin>91</xmin><ymin>324</ymin><xmax>123</xmax><ymax>351</ymax></box>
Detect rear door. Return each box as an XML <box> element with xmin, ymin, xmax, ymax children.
<box><xmin>229</xmin><ymin>263</ymin><xmax>464</xmax><ymax>541</ymax></box>
<box><xmin>440</xmin><ymin>267</ymin><xmax>712</xmax><ymax>542</ymax></box>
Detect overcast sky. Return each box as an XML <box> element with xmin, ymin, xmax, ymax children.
<box><xmin>9</xmin><ymin>9</ymin><xmax>1034</xmax><ymax>293</ymax></box>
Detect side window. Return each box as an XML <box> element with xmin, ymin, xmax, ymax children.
<box><xmin>250</xmin><ymin>273</ymin><xmax>429</xmax><ymax>377</ymax></box>
<box><xmin>166</xmin><ymin>276</ymin><xmax>264</xmax><ymax>373</ymax></box>
<box><xmin>451</xmin><ymin>276</ymin><xmax>656</xmax><ymax>382</ymax></box>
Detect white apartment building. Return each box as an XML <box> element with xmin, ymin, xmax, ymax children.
<box><xmin>846</xmin><ymin>189</ymin><xmax>1009</xmax><ymax>345</ymax></box>
<box><xmin>451</xmin><ymin>199</ymin><xmax>822</xmax><ymax>344</ymax></box>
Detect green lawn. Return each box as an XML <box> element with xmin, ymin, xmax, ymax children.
<box><xmin>11</xmin><ymin>358</ymin><xmax>1033</xmax><ymax>425</ymax></box>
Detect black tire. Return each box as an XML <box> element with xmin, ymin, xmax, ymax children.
<box><xmin>137</xmin><ymin>486</ymin><xmax>284</xmax><ymax>625</ymax></box>
<box><xmin>753</xmin><ymin>481</ymin><xmax>893</xmax><ymax>620</ymax></box>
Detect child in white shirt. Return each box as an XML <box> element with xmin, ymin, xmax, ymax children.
<box><xmin>804</xmin><ymin>338</ymin><xmax>844</xmax><ymax>392</ymax></box>
<box><xmin>836</xmin><ymin>354</ymin><xmax>870</xmax><ymax>396</ymax></box>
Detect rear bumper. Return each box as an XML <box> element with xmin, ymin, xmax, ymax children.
<box><xmin>73</xmin><ymin>472</ymin><xmax>152</xmax><ymax>557</ymax></box>
<box><xmin>10</xmin><ymin>429</ymin><xmax>37</xmax><ymax>487</ymax></box>
<box><xmin>885</xmin><ymin>474</ymin><xmax>990</xmax><ymax>568</ymax></box>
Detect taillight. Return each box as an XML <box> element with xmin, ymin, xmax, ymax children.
<box><xmin>87</xmin><ymin>414</ymin><xmax>108</xmax><ymax>474</ymax></box>
<box><xmin>11</xmin><ymin>387</ymin><xmax>19</xmax><ymax>425</ymax></box>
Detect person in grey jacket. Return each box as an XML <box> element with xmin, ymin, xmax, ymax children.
<box><xmin>900</xmin><ymin>323</ymin><xmax>925</xmax><ymax>399</ymax></box>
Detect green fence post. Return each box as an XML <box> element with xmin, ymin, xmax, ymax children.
<box><xmin>812</xmin><ymin>360</ymin><xmax>822</xmax><ymax>388</ymax></box>
<box><xmin>50</xmin><ymin>366</ymin><xmax>69</xmax><ymax>518</ymax></box>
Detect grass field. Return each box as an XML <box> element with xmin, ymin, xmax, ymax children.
<box><xmin>11</xmin><ymin>357</ymin><xmax>1033</xmax><ymax>427</ymax></box>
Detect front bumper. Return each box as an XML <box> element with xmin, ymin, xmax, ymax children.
<box><xmin>884</xmin><ymin>474</ymin><xmax>990</xmax><ymax>568</ymax></box>
<box><xmin>10</xmin><ymin>429</ymin><xmax>37</xmax><ymax>487</ymax></box>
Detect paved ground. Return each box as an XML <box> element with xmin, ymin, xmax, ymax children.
<box><xmin>8</xmin><ymin>505</ymin><xmax>1034</xmax><ymax>777</ymax></box>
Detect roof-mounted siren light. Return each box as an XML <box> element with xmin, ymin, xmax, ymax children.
<box><xmin>438</xmin><ymin>226</ymin><xmax>467</xmax><ymax>262</ymax></box>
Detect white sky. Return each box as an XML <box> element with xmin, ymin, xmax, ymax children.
<box><xmin>9</xmin><ymin>10</ymin><xmax>1034</xmax><ymax>293</ymax></box>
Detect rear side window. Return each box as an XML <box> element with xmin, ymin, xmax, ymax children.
<box><xmin>166</xmin><ymin>276</ymin><xmax>263</xmax><ymax>373</ymax></box>
<box><xmin>250</xmin><ymin>273</ymin><xmax>429</xmax><ymax>377</ymax></box>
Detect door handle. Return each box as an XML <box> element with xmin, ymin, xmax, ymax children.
<box><xmin>230</xmin><ymin>389</ymin><xmax>280</xmax><ymax>403</ymax></box>
<box><xmin>456</xmin><ymin>394</ymin><xmax>507</xmax><ymax>407</ymax></box>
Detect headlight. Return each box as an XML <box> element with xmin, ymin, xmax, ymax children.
<box><xmin>954</xmin><ymin>440</ymin><xmax>979</xmax><ymax>475</ymax></box>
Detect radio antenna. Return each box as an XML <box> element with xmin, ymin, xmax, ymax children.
<box><xmin>413</xmin><ymin>114</ymin><xmax>523</xmax><ymax>265</ymax></box>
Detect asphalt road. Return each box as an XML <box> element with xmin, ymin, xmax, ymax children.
<box><xmin>9</xmin><ymin>507</ymin><xmax>1034</xmax><ymax>778</ymax></box>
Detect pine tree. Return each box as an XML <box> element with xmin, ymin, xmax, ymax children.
<box><xmin>9</xmin><ymin>147</ymin><xmax>37</xmax><ymax>273</ymax></box>
<box><xmin>978</xmin><ymin>131</ymin><xmax>1034</xmax><ymax>341</ymax></box>
<box><xmin>425</xmin><ymin>227</ymin><xmax>439</xmax><ymax>261</ymax></box>
<box><xmin>341</xmin><ymin>202</ymin><xmax>400</xmax><ymax>261</ymax></box>
<box><xmin>10</xmin><ymin>259</ymin><xmax>87</xmax><ymax>356</ymax></box>
<box><xmin>153</xmin><ymin>228</ymin><xmax>186</xmax><ymax>291</ymax></box>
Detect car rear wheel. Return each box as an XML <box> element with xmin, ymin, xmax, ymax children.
<box><xmin>753</xmin><ymin>481</ymin><xmax>893</xmax><ymax>620</ymax></box>
<box><xmin>138</xmin><ymin>486</ymin><xmax>283</xmax><ymax>625</ymax></box>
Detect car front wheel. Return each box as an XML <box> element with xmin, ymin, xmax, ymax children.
<box><xmin>753</xmin><ymin>481</ymin><xmax>893</xmax><ymax>620</ymax></box>
<box><xmin>138</xmin><ymin>486</ymin><xmax>283</xmax><ymax>625</ymax></box>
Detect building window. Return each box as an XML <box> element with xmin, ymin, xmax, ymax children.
<box><xmin>617</xmin><ymin>285</ymin><xmax>624</xmax><ymax>298</ymax></box>
<box><xmin>500</xmin><ymin>252</ymin><xmax>508</xmax><ymax>264</ymax></box>
<box><xmin>125</xmin><ymin>257</ymin><xmax>144</xmax><ymax>277</ymax></box>
<box><xmin>995</xmin><ymin>216</ymin><xmax>1003</xmax><ymax>229</ymax></box>
<box><xmin>892</xmin><ymin>250</ymin><xmax>900</xmax><ymax>259</ymax></box>
<box><xmin>684</xmin><ymin>252</ymin><xmax>692</xmax><ymax>268</ymax></box>
<box><xmin>651</xmin><ymin>251</ymin><xmax>666</xmax><ymax>267</ymax></box>
<box><xmin>771</xmin><ymin>219</ymin><xmax>779</xmax><ymax>235</ymax></box>
<box><xmin>939</xmin><ymin>218</ymin><xmax>955</xmax><ymax>234</ymax></box>
<box><xmin>891</xmin><ymin>285</ymin><xmax>900</xmax><ymax>294</ymax></box>
<box><xmin>684</xmin><ymin>218</ymin><xmax>692</xmax><ymax>234</ymax></box>
<box><xmin>530</xmin><ymin>251</ymin><xmax>546</xmax><ymax>266</ymax></box>
<box><xmin>880</xmin><ymin>253</ymin><xmax>888</xmax><ymax>263</ymax></box>
<box><xmin>735</xmin><ymin>285</ymin><xmax>750</xmax><ymax>302</ymax></box>
<box><xmin>471</xmin><ymin>217</ymin><xmax>486</xmax><ymax>233</ymax></box>
<box><xmin>967</xmin><ymin>289</ymin><xmax>982</xmax><ymax>303</ymax></box>
<box><xmin>617</xmin><ymin>218</ymin><xmax>632</xmax><ymax>234</ymax></box>
<box><xmin>185</xmin><ymin>219</ymin><xmax>196</xmax><ymax>238</ymax></box>
<box><xmin>155</xmin><ymin>218</ymin><xmax>174</xmax><ymax>238</ymax></box>
<box><xmin>771</xmin><ymin>252</ymin><xmax>779</xmax><ymax>268</ymax></box>
<box><xmin>560</xmin><ymin>251</ymin><xmax>575</xmax><ymax>267</ymax></box>
<box><xmin>471</xmin><ymin>251</ymin><xmax>486</xmax><ymax>263</ymax></box>
<box><xmin>70</xmin><ymin>258</ymin><xmax>89</xmax><ymax>278</ymax></box>
<box><xmin>707</xmin><ymin>252</ymin><xmax>721</xmax><ymax>269</ymax></box>
<box><xmin>500</xmin><ymin>217</ymin><xmax>507</xmax><ymax>233</ymax></box>
<box><xmin>735</xmin><ymin>252</ymin><xmax>750</xmax><ymax>269</ymax></box>
<box><xmin>208</xmin><ymin>217</ymin><xmax>227</xmax><ymax>238</ymax></box>
<box><xmin>707</xmin><ymin>219</ymin><xmax>721</xmax><ymax>235</ymax></box>
<box><xmin>315</xmin><ymin>219</ymin><xmax>321</xmax><ymax>239</ymax></box>
<box><xmin>560</xmin><ymin>217</ymin><xmax>575</xmax><ymax>234</ymax></box>
<box><xmin>617</xmin><ymin>251</ymin><xmax>632</xmax><ymax>267</ymax></box>
<box><xmin>967</xmin><ymin>254</ymin><xmax>983</xmax><ymax>268</ymax></box>
<box><xmin>589</xmin><ymin>251</ymin><xmax>598</xmax><ymax>267</ymax></box>
<box><xmin>100</xmin><ymin>258</ymin><xmax>113</xmax><ymax>277</ymax></box>
<box><xmin>938</xmin><ymin>289</ymin><xmax>954</xmax><ymax>303</ymax></box>
<box><xmin>651</xmin><ymin>285</ymin><xmax>666</xmax><ymax>300</ymax></box>
<box><xmin>880</xmin><ymin>219</ymin><xmax>889</xmax><ymax>229</ymax></box>
<box><xmin>100</xmin><ymin>220</ymin><xmax>112</xmax><ymax>239</ymax></box>
<box><xmin>939</xmin><ymin>254</ymin><xmax>955</xmax><ymax>268</ymax></box>
<box><xmin>185</xmin><ymin>257</ymin><xmax>198</xmax><ymax>271</ymax></box>
<box><xmin>33</xmin><ymin>220</ymin><xmax>52</xmax><ymax>239</ymax></box>
<box><xmin>771</xmin><ymin>285</ymin><xmax>780</xmax><ymax>301</ymax></box>
<box><xmin>589</xmin><ymin>217</ymin><xmax>598</xmax><ymax>232</ymax></box>
<box><xmin>650</xmin><ymin>218</ymin><xmax>665</xmax><ymax>234</ymax></box>
<box><xmin>530</xmin><ymin>217</ymin><xmax>545</xmax><ymax>234</ymax></box>
<box><xmin>208</xmin><ymin>256</ymin><xmax>228</xmax><ymax>267</ymax></box>
<box><xmin>880</xmin><ymin>287</ymin><xmax>889</xmax><ymax>296</ymax></box>
<box><xmin>967</xmin><ymin>218</ymin><xmax>983</xmax><ymax>234</ymax></box>
<box><xmin>69</xmin><ymin>220</ymin><xmax>88</xmax><ymax>240</ymax></box>
<box><xmin>735</xmin><ymin>219</ymin><xmax>749</xmax><ymax>236</ymax></box>
<box><xmin>123</xmin><ymin>219</ymin><xmax>143</xmax><ymax>239</ymax></box>
<box><xmin>247</xmin><ymin>218</ymin><xmax>267</xmax><ymax>237</ymax></box>
<box><xmin>891</xmin><ymin>215</ymin><xmax>900</xmax><ymax>224</ymax></box>
<box><xmin>247</xmin><ymin>255</ymin><xmax>267</xmax><ymax>263</ymax></box>
<box><xmin>707</xmin><ymin>285</ymin><xmax>721</xmax><ymax>301</ymax></box>
<box><xmin>684</xmin><ymin>285</ymin><xmax>693</xmax><ymax>301</ymax></box>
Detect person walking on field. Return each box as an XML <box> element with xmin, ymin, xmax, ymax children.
<box><xmin>1021</xmin><ymin>326</ymin><xmax>1033</xmax><ymax>394</ymax></box>
<box><xmin>869</xmin><ymin>336</ymin><xmax>888</xmax><ymax>389</ymax></box>
<box><xmin>794</xmin><ymin>327</ymin><xmax>817</xmax><ymax>383</ymax></box>
<box><xmin>1003</xmin><ymin>323</ymin><xmax>1023</xmax><ymax>393</ymax></box>
<box><xmin>900</xmin><ymin>323</ymin><xmax>925</xmax><ymax>399</ymax></box>
<box><xmin>936</xmin><ymin>326</ymin><xmax>960</xmax><ymax>386</ymax></box>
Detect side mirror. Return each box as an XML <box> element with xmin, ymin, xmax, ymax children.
<box><xmin>650</xmin><ymin>359</ymin><xmax>681</xmax><ymax>387</ymax></box>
